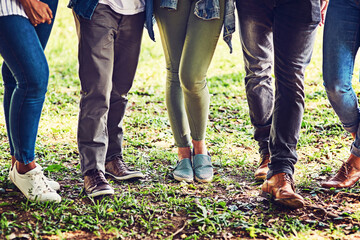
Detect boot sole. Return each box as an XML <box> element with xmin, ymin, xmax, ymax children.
<box><xmin>254</xmin><ymin>174</ymin><xmax>266</xmax><ymax>181</ymax></box>
<box><xmin>260</xmin><ymin>191</ymin><xmax>305</xmax><ymax>209</ymax></box>
<box><xmin>321</xmin><ymin>182</ymin><xmax>356</xmax><ymax>189</ymax></box>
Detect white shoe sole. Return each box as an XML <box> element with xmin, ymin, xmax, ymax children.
<box><xmin>106</xmin><ymin>171</ymin><xmax>144</xmax><ymax>180</ymax></box>
<box><xmin>195</xmin><ymin>175</ymin><xmax>213</xmax><ymax>183</ymax></box>
<box><xmin>87</xmin><ymin>189</ymin><xmax>115</xmax><ymax>198</ymax></box>
<box><xmin>173</xmin><ymin>175</ymin><xmax>193</xmax><ymax>183</ymax></box>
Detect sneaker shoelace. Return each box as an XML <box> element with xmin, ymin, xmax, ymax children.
<box><xmin>284</xmin><ymin>174</ymin><xmax>295</xmax><ymax>190</ymax></box>
<box><xmin>93</xmin><ymin>170</ymin><xmax>108</xmax><ymax>185</ymax></box>
<box><xmin>337</xmin><ymin>161</ymin><xmax>350</xmax><ymax>178</ymax></box>
<box><xmin>28</xmin><ymin>171</ymin><xmax>53</xmax><ymax>195</ymax></box>
<box><xmin>115</xmin><ymin>158</ymin><xmax>129</xmax><ymax>172</ymax></box>
<box><xmin>36</xmin><ymin>164</ymin><xmax>56</xmax><ymax>182</ymax></box>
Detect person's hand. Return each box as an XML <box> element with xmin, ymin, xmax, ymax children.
<box><xmin>319</xmin><ymin>0</ymin><xmax>329</xmax><ymax>26</ymax></box>
<box><xmin>19</xmin><ymin>0</ymin><xmax>53</xmax><ymax>26</ymax></box>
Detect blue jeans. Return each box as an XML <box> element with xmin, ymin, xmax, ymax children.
<box><xmin>236</xmin><ymin>0</ymin><xmax>320</xmax><ymax>178</ymax></box>
<box><xmin>0</xmin><ymin>0</ymin><xmax>58</xmax><ymax>164</ymax></box>
<box><xmin>323</xmin><ymin>0</ymin><xmax>360</xmax><ymax>157</ymax></box>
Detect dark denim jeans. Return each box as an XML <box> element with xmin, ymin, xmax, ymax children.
<box><xmin>0</xmin><ymin>0</ymin><xmax>58</xmax><ymax>164</ymax></box>
<box><xmin>323</xmin><ymin>0</ymin><xmax>360</xmax><ymax>157</ymax></box>
<box><xmin>236</xmin><ymin>0</ymin><xmax>320</xmax><ymax>178</ymax></box>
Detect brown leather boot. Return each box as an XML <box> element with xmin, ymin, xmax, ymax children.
<box><xmin>261</xmin><ymin>173</ymin><xmax>305</xmax><ymax>209</ymax></box>
<box><xmin>254</xmin><ymin>154</ymin><xmax>270</xmax><ymax>181</ymax></box>
<box><xmin>321</xmin><ymin>154</ymin><xmax>360</xmax><ymax>188</ymax></box>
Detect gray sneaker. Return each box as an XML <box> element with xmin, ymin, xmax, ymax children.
<box><xmin>193</xmin><ymin>153</ymin><xmax>213</xmax><ymax>183</ymax></box>
<box><xmin>173</xmin><ymin>158</ymin><xmax>193</xmax><ymax>182</ymax></box>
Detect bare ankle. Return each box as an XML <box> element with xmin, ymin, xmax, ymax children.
<box><xmin>16</xmin><ymin>161</ymin><xmax>36</xmax><ymax>174</ymax></box>
<box><xmin>192</xmin><ymin>140</ymin><xmax>207</xmax><ymax>155</ymax></box>
<box><xmin>178</xmin><ymin>147</ymin><xmax>191</xmax><ymax>160</ymax></box>
<box><xmin>11</xmin><ymin>156</ymin><xmax>16</xmax><ymax>167</ymax></box>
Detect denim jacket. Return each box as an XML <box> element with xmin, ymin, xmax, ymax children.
<box><xmin>68</xmin><ymin>0</ymin><xmax>234</xmax><ymax>51</ymax></box>
<box><xmin>157</xmin><ymin>0</ymin><xmax>235</xmax><ymax>53</ymax></box>
<box><xmin>68</xmin><ymin>0</ymin><xmax>156</xmax><ymax>41</ymax></box>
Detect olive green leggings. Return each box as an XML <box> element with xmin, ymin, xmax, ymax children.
<box><xmin>154</xmin><ymin>0</ymin><xmax>224</xmax><ymax>147</ymax></box>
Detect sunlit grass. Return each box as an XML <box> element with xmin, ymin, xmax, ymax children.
<box><xmin>2</xmin><ymin>1</ymin><xmax>360</xmax><ymax>239</ymax></box>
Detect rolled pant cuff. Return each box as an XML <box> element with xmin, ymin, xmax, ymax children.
<box><xmin>344</xmin><ymin>125</ymin><xmax>358</xmax><ymax>134</ymax></box>
<box><xmin>351</xmin><ymin>142</ymin><xmax>360</xmax><ymax>157</ymax></box>
<box><xmin>260</xmin><ymin>149</ymin><xmax>270</xmax><ymax>156</ymax></box>
<box><xmin>16</xmin><ymin>155</ymin><xmax>35</xmax><ymax>165</ymax></box>
<box><xmin>258</xmin><ymin>141</ymin><xmax>270</xmax><ymax>156</ymax></box>
<box><xmin>174</xmin><ymin>142</ymin><xmax>192</xmax><ymax>148</ymax></box>
<box><xmin>105</xmin><ymin>154</ymin><xmax>123</xmax><ymax>162</ymax></box>
<box><xmin>266</xmin><ymin>168</ymin><xmax>294</xmax><ymax>180</ymax></box>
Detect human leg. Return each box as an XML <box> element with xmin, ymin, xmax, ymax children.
<box><xmin>322</xmin><ymin>0</ymin><xmax>360</xmax><ymax>188</ymax></box>
<box><xmin>74</xmin><ymin>4</ymin><xmax>119</xmax><ymax>196</ymax></box>
<box><xmin>236</xmin><ymin>0</ymin><xmax>274</xmax><ymax>156</ymax></box>
<box><xmin>154</xmin><ymin>0</ymin><xmax>193</xmax><ymax>181</ymax></box>
<box><xmin>262</xmin><ymin>0</ymin><xmax>320</xmax><ymax>209</ymax></box>
<box><xmin>236</xmin><ymin>0</ymin><xmax>274</xmax><ymax>180</ymax></box>
<box><xmin>106</xmin><ymin>12</ymin><xmax>145</xmax><ymax>160</ymax></box>
<box><xmin>3</xmin><ymin>0</ymin><xmax>58</xmax><ymax>164</ymax></box>
<box><xmin>323</xmin><ymin>0</ymin><xmax>360</xmax><ymax>136</ymax></box>
<box><xmin>180</xmin><ymin>0</ymin><xmax>224</xmax><ymax>147</ymax></box>
<box><xmin>267</xmin><ymin>0</ymin><xmax>320</xmax><ymax>178</ymax></box>
<box><xmin>75</xmin><ymin>4</ymin><xmax>116</xmax><ymax>175</ymax></box>
<box><xmin>0</xmin><ymin>16</ymin><xmax>50</xmax><ymax>165</ymax></box>
<box><xmin>104</xmin><ymin>11</ymin><xmax>145</xmax><ymax>180</ymax></box>
<box><xmin>3</xmin><ymin>0</ymin><xmax>59</xmax><ymax>188</ymax></box>
<box><xmin>0</xmin><ymin>16</ymin><xmax>60</xmax><ymax>201</ymax></box>
<box><xmin>179</xmin><ymin>0</ymin><xmax>225</xmax><ymax>182</ymax></box>
<box><xmin>154</xmin><ymin>0</ymin><xmax>192</xmax><ymax>149</ymax></box>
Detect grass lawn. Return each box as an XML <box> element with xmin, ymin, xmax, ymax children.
<box><xmin>2</xmin><ymin>1</ymin><xmax>360</xmax><ymax>239</ymax></box>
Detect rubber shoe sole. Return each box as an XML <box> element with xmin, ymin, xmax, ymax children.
<box><xmin>86</xmin><ymin>188</ymin><xmax>114</xmax><ymax>198</ymax></box>
<box><xmin>254</xmin><ymin>173</ymin><xmax>267</xmax><ymax>181</ymax></box>
<box><xmin>195</xmin><ymin>175</ymin><xmax>213</xmax><ymax>183</ymax></box>
<box><xmin>106</xmin><ymin>171</ymin><xmax>144</xmax><ymax>180</ymax></box>
<box><xmin>173</xmin><ymin>174</ymin><xmax>193</xmax><ymax>183</ymax></box>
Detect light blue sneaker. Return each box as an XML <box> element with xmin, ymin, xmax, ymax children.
<box><xmin>173</xmin><ymin>158</ymin><xmax>194</xmax><ymax>182</ymax></box>
<box><xmin>193</xmin><ymin>153</ymin><xmax>213</xmax><ymax>183</ymax></box>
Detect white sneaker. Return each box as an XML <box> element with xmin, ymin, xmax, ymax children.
<box><xmin>35</xmin><ymin>163</ymin><xmax>61</xmax><ymax>191</ymax></box>
<box><xmin>9</xmin><ymin>164</ymin><xmax>61</xmax><ymax>191</ymax></box>
<box><xmin>9</xmin><ymin>165</ymin><xmax>61</xmax><ymax>202</ymax></box>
